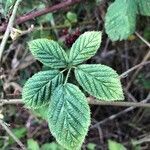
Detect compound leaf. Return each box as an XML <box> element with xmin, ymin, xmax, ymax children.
<box><xmin>75</xmin><ymin>64</ymin><xmax>124</xmax><ymax>101</ymax></box>
<box><xmin>105</xmin><ymin>0</ymin><xmax>137</xmax><ymax>41</ymax></box>
<box><xmin>22</xmin><ymin>70</ymin><xmax>63</xmax><ymax>108</ymax></box>
<box><xmin>136</xmin><ymin>0</ymin><xmax>150</xmax><ymax>16</ymax></box>
<box><xmin>69</xmin><ymin>31</ymin><xmax>102</xmax><ymax>66</ymax></box>
<box><xmin>48</xmin><ymin>83</ymin><xmax>90</xmax><ymax>149</ymax></box>
<box><xmin>28</xmin><ymin>39</ymin><xmax>68</xmax><ymax>68</ymax></box>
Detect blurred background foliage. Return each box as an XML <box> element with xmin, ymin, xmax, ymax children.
<box><xmin>0</xmin><ymin>0</ymin><xmax>150</xmax><ymax>149</ymax></box>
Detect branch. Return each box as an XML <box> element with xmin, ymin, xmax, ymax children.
<box><xmin>91</xmin><ymin>93</ymin><xmax>150</xmax><ymax>129</ymax></box>
<box><xmin>120</xmin><ymin>61</ymin><xmax>150</xmax><ymax>78</ymax></box>
<box><xmin>0</xmin><ymin>0</ymin><xmax>82</xmax><ymax>32</ymax></box>
<box><xmin>0</xmin><ymin>0</ymin><xmax>22</xmax><ymax>61</ymax></box>
<box><xmin>87</xmin><ymin>97</ymin><xmax>150</xmax><ymax>108</ymax></box>
<box><xmin>1</xmin><ymin>97</ymin><xmax>150</xmax><ymax>108</ymax></box>
<box><xmin>0</xmin><ymin>119</ymin><xmax>27</xmax><ymax>150</ymax></box>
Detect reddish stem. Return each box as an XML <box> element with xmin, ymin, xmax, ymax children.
<box><xmin>0</xmin><ymin>0</ymin><xmax>81</xmax><ymax>32</ymax></box>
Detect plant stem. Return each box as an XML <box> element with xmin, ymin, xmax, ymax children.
<box><xmin>91</xmin><ymin>93</ymin><xmax>150</xmax><ymax>129</ymax></box>
<box><xmin>0</xmin><ymin>119</ymin><xmax>27</xmax><ymax>150</ymax></box>
<box><xmin>120</xmin><ymin>61</ymin><xmax>150</xmax><ymax>78</ymax></box>
<box><xmin>64</xmin><ymin>68</ymin><xmax>71</xmax><ymax>84</ymax></box>
<box><xmin>0</xmin><ymin>0</ymin><xmax>22</xmax><ymax>61</ymax></box>
<box><xmin>0</xmin><ymin>0</ymin><xmax>82</xmax><ymax>32</ymax></box>
<box><xmin>2</xmin><ymin>97</ymin><xmax>150</xmax><ymax>108</ymax></box>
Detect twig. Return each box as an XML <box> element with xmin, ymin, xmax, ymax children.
<box><xmin>90</xmin><ymin>93</ymin><xmax>150</xmax><ymax>129</ymax></box>
<box><xmin>0</xmin><ymin>0</ymin><xmax>22</xmax><ymax>61</ymax></box>
<box><xmin>0</xmin><ymin>99</ymin><xmax>23</xmax><ymax>106</ymax></box>
<box><xmin>0</xmin><ymin>119</ymin><xmax>27</xmax><ymax>150</ymax></box>
<box><xmin>120</xmin><ymin>61</ymin><xmax>150</xmax><ymax>78</ymax></box>
<box><xmin>135</xmin><ymin>32</ymin><xmax>150</xmax><ymax>48</ymax></box>
<box><xmin>126</xmin><ymin>49</ymin><xmax>150</xmax><ymax>90</ymax></box>
<box><xmin>87</xmin><ymin>97</ymin><xmax>150</xmax><ymax>108</ymax></box>
<box><xmin>126</xmin><ymin>32</ymin><xmax>150</xmax><ymax>90</ymax></box>
<box><xmin>0</xmin><ymin>0</ymin><xmax>82</xmax><ymax>32</ymax></box>
<box><xmin>1</xmin><ymin>97</ymin><xmax>150</xmax><ymax>108</ymax></box>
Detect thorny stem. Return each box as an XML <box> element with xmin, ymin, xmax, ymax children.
<box><xmin>0</xmin><ymin>0</ymin><xmax>82</xmax><ymax>32</ymax></box>
<box><xmin>64</xmin><ymin>68</ymin><xmax>71</xmax><ymax>84</ymax></box>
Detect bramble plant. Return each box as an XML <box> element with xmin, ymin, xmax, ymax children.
<box><xmin>22</xmin><ymin>31</ymin><xmax>124</xmax><ymax>149</ymax></box>
<box><xmin>105</xmin><ymin>0</ymin><xmax>150</xmax><ymax>41</ymax></box>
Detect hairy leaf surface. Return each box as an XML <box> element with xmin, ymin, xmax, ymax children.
<box><xmin>136</xmin><ymin>0</ymin><xmax>150</xmax><ymax>16</ymax></box>
<box><xmin>22</xmin><ymin>70</ymin><xmax>63</xmax><ymax>108</ymax></box>
<box><xmin>48</xmin><ymin>83</ymin><xmax>90</xmax><ymax>149</ymax></box>
<box><xmin>75</xmin><ymin>64</ymin><xmax>124</xmax><ymax>101</ymax></box>
<box><xmin>69</xmin><ymin>31</ymin><xmax>101</xmax><ymax>65</ymax></box>
<box><xmin>105</xmin><ymin>0</ymin><xmax>137</xmax><ymax>41</ymax></box>
<box><xmin>28</xmin><ymin>39</ymin><xmax>68</xmax><ymax>68</ymax></box>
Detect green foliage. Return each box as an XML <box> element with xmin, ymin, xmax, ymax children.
<box><xmin>75</xmin><ymin>64</ymin><xmax>124</xmax><ymax>100</ymax></box>
<box><xmin>65</xmin><ymin>12</ymin><xmax>77</xmax><ymax>26</ymax></box>
<box><xmin>105</xmin><ymin>0</ymin><xmax>137</xmax><ymax>41</ymax></box>
<box><xmin>48</xmin><ymin>83</ymin><xmax>90</xmax><ymax>149</ymax></box>
<box><xmin>3</xmin><ymin>0</ymin><xmax>15</xmax><ymax>16</ymax></box>
<box><xmin>23</xmin><ymin>31</ymin><xmax>124</xmax><ymax>149</ymax></box>
<box><xmin>108</xmin><ymin>140</ymin><xmax>127</xmax><ymax>150</ymax></box>
<box><xmin>137</xmin><ymin>74</ymin><xmax>150</xmax><ymax>90</ymax></box>
<box><xmin>136</xmin><ymin>0</ymin><xmax>150</xmax><ymax>16</ymax></box>
<box><xmin>105</xmin><ymin>0</ymin><xmax>150</xmax><ymax>41</ymax></box>
<box><xmin>22</xmin><ymin>70</ymin><xmax>63</xmax><ymax>108</ymax></box>
<box><xmin>69</xmin><ymin>31</ymin><xmax>102</xmax><ymax>65</ymax></box>
<box><xmin>67</xmin><ymin>12</ymin><xmax>77</xmax><ymax>23</ymax></box>
<box><xmin>87</xmin><ymin>143</ymin><xmax>96</xmax><ymax>150</ymax></box>
<box><xmin>27</xmin><ymin>139</ymin><xmax>40</xmax><ymax>150</ymax></box>
<box><xmin>9</xmin><ymin>127</ymin><xmax>27</xmax><ymax>145</ymax></box>
<box><xmin>41</xmin><ymin>142</ymin><xmax>63</xmax><ymax>150</ymax></box>
<box><xmin>27</xmin><ymin>140</ymin><xmax>63</xmax><ymax>150</ymax></box>
<box><xmin>32</xmin><ymin>105</ymin><xmax>49</xmax><ymax>120</ymax></box>
<box><xmin>131</xmin><ymin>139</ymin><xmax>142</xmax><ymax>150</ymax></box>
<box><xmin>28</xmin><ymin>39</ymin><xmax>68</xmax><ymax>68</ymax></box>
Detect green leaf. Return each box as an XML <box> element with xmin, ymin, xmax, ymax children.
<box><xmin>22</xmin><ymin>70</ymin><xmax>63</xmax><ymax>109</ymax></box>
<box><xmin>87</xmin><ymin>143</ymin><xmax>96</xmax><ymax>150</ymax></box>
<box><xmin>32</xmin><ymin>105</ymin><xmax>48</xmax><ymax>120</ymax></box>
<box><xmin>27</xmin><ymin>139</ymin><xmax>40</xmax><ymax>150</ymax></box>
<box><xmin>48</xmin><ymin>83</ymin><xmax>91</xmax><ymax>149</ymax></box>
<box><xmin>41</xmin><ymin>142</ymin><xmax>63</xmax><ymax>150</ymax></box>
<box><xmin>4</xmin><ymin>0</ymin><xmax>15</xmax><ymax>16</ymax></box>
<box><xmin>136</xmin><ymin>0</ymin><xmax>150</xmax><ymax>16</ymax></box>
<box><xmin>105</xmin><ymin>0</ymin><xmax>137</xmax><ymax>41</ymax></box>
<box><xmin>66</xmin><ymin>12</ymin><xmax>77</xmax><ymax>23</ymax></box>
<box><xmin>9</xmin><ymin>127</ymin><xmax>27</xmax><ymax>145</ymax></box>
<box><xmin>69</xmin><ymin>31</ymin><xmax>102</xmax><ymax>66</ymax></box>
<box><xmin>37</xmin><ymin>4</ymin><xmax>53</xmax><ymax>23</ymax></box>
<box><xmin>75</xmin><ymin>64</ymin><xmax>124</xmax><ymax>101</ymax></box>
<box><xmin>28</xmin><ymin>39</ymin><xmax>68</xmax><ymax>68</ymax></box>
<box><xmin>108</xmin><ymin>140</ymin><xmax>127</xmax><ymax>150</ymax></box>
